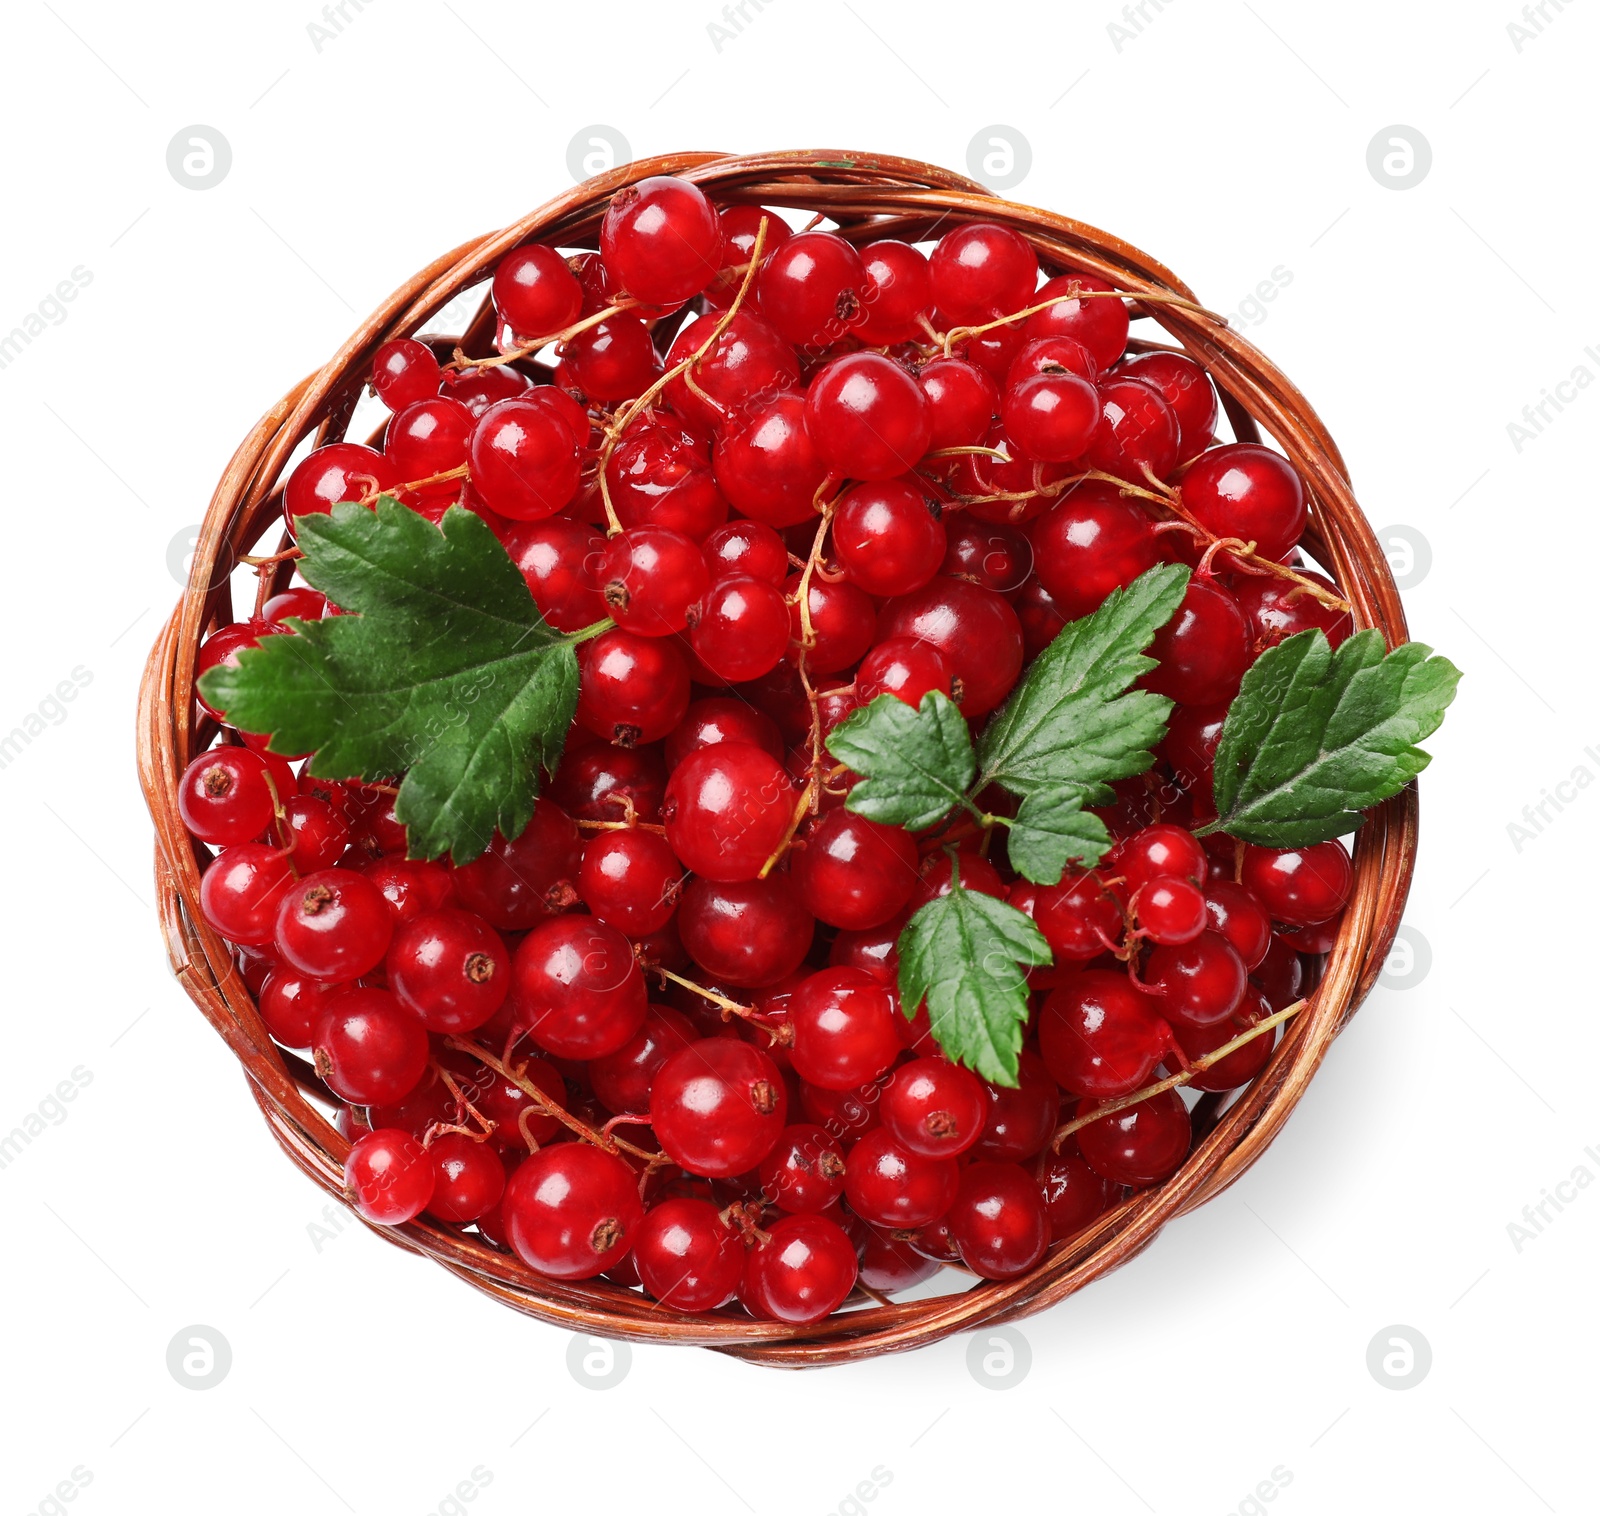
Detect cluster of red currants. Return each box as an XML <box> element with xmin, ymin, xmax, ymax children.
<box><xmin>182</xmin><ymin>175</ymin><xmax>1355</xmax><ymax>1324</ymax></box>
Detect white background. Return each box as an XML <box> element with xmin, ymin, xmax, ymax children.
<box><xmin>1</xmin><ymin>1</ymin><xmax>1593</xmax><ymax>1512</ymax></box>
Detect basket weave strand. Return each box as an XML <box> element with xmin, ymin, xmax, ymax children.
<box><xmin>137</xmin><ymin>150</ymin><xmax>1417</xmax><ymax>1367</ymax></box>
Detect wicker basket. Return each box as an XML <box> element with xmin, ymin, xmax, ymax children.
<box><xmin>136</xmin><ymin>149</ymin><xmax>1418</xmax><ymax>1367</ymax></box>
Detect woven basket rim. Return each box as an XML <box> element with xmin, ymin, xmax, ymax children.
<box><xmin>136</xmin><ymin>148</ymin><xmax>1418</xmax><ymax>1367</ymax></box>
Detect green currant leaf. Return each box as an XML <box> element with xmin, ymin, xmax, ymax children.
<box><xmin>826</xmin><ymin>690</ymin><xmax>976</xmax><ymax>833</ymax></box>
<box><xmin>896</xmin><ymin>865</ymin><xmax>1052</xmax><ymax>1086</ymax></box>
<box><xmin>977</xmin><ymin>563</ymin><xmax>1189</xmax><ymax>803</ymax></box>
<box><xmin>1199</xmin><ymin>628</ymin><xmax>1462</xmax><ymax>846</ymax></box>
<box><xmin>1006</xmin><ymin>785</ymin><xmax>1114</xmax><ymax>883</ymax></box>
<box><xmin>197</xmin><ymin>497</ymin><xmax>582</xmax><ymax>865</ymax></box>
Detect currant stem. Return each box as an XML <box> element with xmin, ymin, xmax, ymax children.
<box><xmin>1048</xmin><ymin>997</ymin><xmax>1308</xmax><ymax>1150</ymax></box>
<box><xmin>594</xmin><ymin>217</ymin><xmax>772</xmax><ymax>536</ymax></box>
<box><xmin>562</xmin><ymin>616</ymin><xmax>618</xmax><ymax>646</ymax></box>
<box><xmin>442</xmin><ymin>1035</ymin><xmax>661</xmax><ymax>1165</ymax></box>
<box><xmin>652</xmin><ymin>967</ymin><xmax>756</xmax><ymax>1018</ymax></box>
<box><xmin>356</xmin><ymin>465</ymin><xmax>470</xmax><ymax>507</ymax></box>
<box><xmin>452</xmin><ymin>297</ymin><xmax>644</xmax><ymax>373</ymax></box>
<box><xmin>757</xmin><ymin>775</ymin><xmax>818</xmax><ymax>879</ymax></box>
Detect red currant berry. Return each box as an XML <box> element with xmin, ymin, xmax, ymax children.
<box><xmin>930</xmin><ymin>222</ymin><xmax>1038</xmax><ymax>324</ymax></box>
<box><xmin>1252</xmin><ymin>934</ymin><xmax>1305</xmax><ymax>1010</ymax></box>
<box><xmin>511</xmin><ymin>916</ymin><xmax>647</xmax><ymax>1059</ymax></box>
<box><xmin>678</xmin><ymin>874</ymin><xmax>814</xmax><ymax>988</ymax></box>
<box><xmin>845</xmin><ymin>1128</ymin><xmax>959</xmax><ymax>1228</ymax></box>
<box><xmin>1006</xmin><ymin>334</ymin><xmax>1099</xmax><ymax>387</ymax></box>
<box><xmin>634</xmin><ymin>1197</ymin><xmax>744</xmax><ymax>1309</ymax></box>
<box><xmin>702</xmin><ymin>205</ymin><xmax>793</xmax><ymax>308</ymax></box>
<box><xmin>344</xmin><ymin>1127</ymin><xmax>434</xmax><ymax>1224</ymax></box>
<box><xmin>1015</xmin><ymin>577</ymin><xmax>1067</xmax><ymax>657</ymax></box>
<box><xmin>1037</xmin><ymin>1148</ymin><xmax>1114</xmax><ymax>1240</ymax></box>
<box><xmin>947</xmin><ymin>1161</ymin><xmax>1050</xmax><ymax>1279</ymax></box>
<box><xmin>798</xmin><ymin>1076</ymin><xmax>886</xmax><ymax>1142</ymax></box>
<box><xmin>882</xmin><ymin>1058</ymin><xmax>987</xmax><ymax>1158</ymax></box>
<box><xmin>1003</xmin><ymin>371</ymin><xmax>1100</xmax><ymax>462</ymax></box>
<box><xmin>756</xmin><ymin>1122</ymin><xmax>847</xmax><ymax>1213</ymax></box>
<box><xmin>492</xmin><ymin>243</ymin><xmax>583</xmax><ymax>338</ymax></box>
<box><xmin>1039</xmin><ymin>970</ymin><xmax>1172</xmax><ymax>1098</ymax></box>
<box><xmin>387</xmin><ymin>907</ymin><xmax>508</xmax><ymax>1033</ymax></box>
<box><xmin>651</xmin><ymin>1037</ymin><xmax>787</xmax><ymax>1177</ymax></box>
<box><xmin>690</xmin><ymin>574</ymin><xmax>791</xmax><ymax>683</ymax></box>
<box><xmin>665</xmin><ymin>698</ymin><xmax>783</xmax><ymax>769</ymax></box>
<box><xmin>601</xmin><ymin>176</ymin><xmax>722</xmax><ymax>306</ymax></box>
<box><xmin>1083</xmin><ymin>376</ymin><xmax>1180</xmax><ymax>484</ymax></box>
<box><xmin>1202</xmin><ymin>879</ymin><xmax>1272</xmax><ymax>969</ymax></box>
<box><xmin>832</xmin><ymin>479</ymin><xmax>946</xmax><ymax>596</ymax></box>
<box><xmin>258</xmin><ymin>967</ymin><xmax>337</xmax><ymax>1050</ymax></box>
<box><xmin>502</xmin><ymin>515</ymin><xmax>606</xmax><ymax>632</ymax></box>
<box><xmin>876</xmin><ymin>576</ymin><xmax>1023</xmax><ymax>717</ymax></box>
<box><xmin>284</xmin><ymin>443</ymin><xmax>394</xmax><ymax>525</ymax></box>
<box><xmin>788</xmin><ymin>968</ymin><xmax>903</xmax><ymax>1090</ymax></box>
<box><xmin>279</xmin><ymin>795</ymin><xmax>350</xmax><ymax>873</ymax></box>
<box><xmin>1028</xmin><ymin>484</ymin><xmax>1159</xmax><ymax>620</ymax></box>
<box><xmin>503</xmin><ymin>1142</ymin><xmax>644</xmax><ymax>1279</ymax></box>
<box><xmin>578</xmin><ymin>829</ymin><xmax>683</xmax><ymax>936</ymax></box>
<box><xmin>1181</xmin><ymin>444</ymin><xmax>1308</xmax><ymax>564</ymax></box>
<box><xmin>1232</xmin><ymin>572</ymin><xmax>1352</xmax><ymax>654</ymax></box>
<box><xmin>385</xmin><ymin>396</ymin><xmax>473</xmax><ymax>498</ymax></box>
<box><xmin>1112</xmin><ymin>350</ymin><xmax>1218</xmax><ymax>460</ymax></box>
<box><xmin>854</xmin><ymin>635</ymin><xmax>952</xmax><ymax>707</ymax></box>
<box><xmin>758</xmin><ymin>231</ymin><xmax>869</xmax><ymax>349</ymax></box>
<box><xmin>599</xmin><ymin>525</ymin><xmax>709</xmax><ymax>636</ymax></box>
<box><xmin>1160</xmin><ymin>701</ymin><xmax>1227</xmax><ymax>807</ymax></box>
<box><xmin>792</xmin><ymin>810</ymin><xmax>917</xmax><ymax>931</ymax></box>
<box><xmin>712</xmin><ymin>392</ymin><xmax>826</xmax><ymax>528</ymax></box>
<box><xmin>911</xmin><ymin>849</ymin><xmax>1006</xmax><ymax>911</ymax></box>
<box><xmin>426</xmin><ymin>1132</ymin><xmax>507</xmax><ymax>1223</ymax></box>
<box><xmin>564</xmin><ymin>313</ymin><xmax>663</xmax><ymax>403</ymax></box>
<box><xmin>829</xmin><ymin>913</ymin><xmax>906</xmax><ymax>984</ymax></box>
<box><xmin>1173</xmin><ymin>988</ymin><xmax>1277</xmax><ymax>1091</ymax></box>
<box><xmin>178</xmin><ymin>746</ymin><xmax>276</xmax><ymax>846</ymax></box>
<box><xmin>662</xmin><ymin>740</ymin><xmax>795</xmax><ymax>882</ymax></box>
<box><xmin>1133</xmin><ymin>875</ymin><xmax>1208</xmax><ymax>945</ymax></box>
<box><xmin>437</xmin><ymin>363</ymin><xmax>531</xmax><ymax>419</ymax></box>
<box><xmin>356</xmin><ymin>855</ymin><xmax>453</xmax><ymax>926</ymax></box>
<box><xmin>589</xmin><ymin>1005</ymin><xmax>695</xmax><ymax>1115</ymax></box>
<box><xmin>198</xmin><ymin>843</ymin><xmax>296</xmax><ymax>946</ymax></box>
<box><xmin>663</xmin><ymin>311</ymin><xmax>800</xmax><ymax>431</ymax></box>
<box><xmin>468</xmin><ymin>396</ymin><xmax>581</xmax><ymax>521</ymax></box>
<box><xmin>262</xmin><ymin>587</ymin><xmax>327</xmax><ymax>624</ymax></box>
<box><xmin>744</xmin><ymin>1212</ymin><xmax>858</xmax><ymax>1323</ymax></box>
<box><xmin>856</xmin><ymin>1223</ymin><xmax>941</xmax><ymax>1294</ymax></box>
<box><xmin>804</xmin><ymin>352</ymin><xmax>932</xmax><ymax>481</ymax></box>
<box><xmin>577</xmin><ymin>629</ymin><xmax>691</xmax><ymax>746</ymax></box>
<box><xmin>918</xmin><ymin>356</ymin><xmax>999</xmax><ymax>449</ymax></box>
<box><xmin>971</xmin><ymin>1050</ymin><xmax>1059</xmax><ymax>1162</ymax></box>
<box><xmin>605</xmin><ymin>413</ymin><xmax>728</xmax><ymax>541</ymax></box>
<box><xmin>477</xmin><ymin>1053</ymin><xmax>568</xmax><ymax>1149</ymax></box>
<box><xmin>702</xmin><ymin>518</ymin><xmax>789</xmax><ymax>584</ymax></box>
<box><xmin>1025</xmin><ymin>273</ymin><xmax>1129</xmax><ymax>368</ymax></box>
<box><xmin>551</xmin><ymin>744</ymin><xmax>667</xmax><ymax>825</ymax></box>
<box><xmin>1117</xmin><ymin>824</ymin><xmax>1208</xmax><ymax>890</ymax></box>
<box><xmin>1240</xmin><ymin>841</ymin><xmax>1352</xmax><ymax>926</ymax></box>
<box><xmin>450</xmin><ymin>799</ymin><xmax>581</xmax><ymax>930</ymax></box>
<box><xmin>1031</xmin><ymin>873</ymin><xmax>1123</xmax><ymax>962</ymax></box>
<box><xmin>941</xmin><ymin>514</ymin><xmax>1033</xmax><ymax>597</ymax></box>
<box><xmin>313</xmin><ymin>987</ymin><xmax>429</xmax><ymax>1106</ymax></box>
<box><xmin>371</xmin><ymin>338</ymin><xmax>441</xmax><ymax>412</ymax></box>
<box><xmin>1076</xmin><ymin>1090</ymin><xmax>1190</xmax><ymax>1187</ymax></box>
<box><xmin>784</xmin><ymin>571</ymin><xmax>875</xmax><ymax>674</ymax></box>
<box><xmin>853</xmin><ymin>239</ymin><xmax>933</xmax><ymax>343</ymax></box>
<box><xmin>1145</xmin><ymin>930</ymin><xmax>1247</xmax><ymax>1029</ymax></box>
<box><xmin>1144</xmin><ymin>579</ymin><xmax>1250</xmax><ymax>706</ymax></box>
